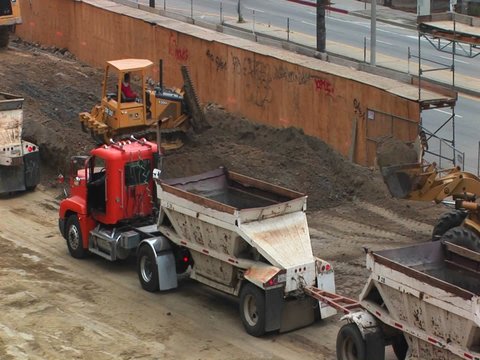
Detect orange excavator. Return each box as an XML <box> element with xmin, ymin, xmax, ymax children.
<box><xmin>378</xmin><ymin>138</ymin><xmax>480</xmax><ymax>252</ymax></box>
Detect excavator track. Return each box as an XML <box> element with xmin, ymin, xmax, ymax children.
<box><xmin>181</xmin><ymin>66</ymin><xmax>210</xmax><ymax>133</ymax></box>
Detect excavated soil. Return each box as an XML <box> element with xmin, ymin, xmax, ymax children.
<box><xmin>5</xmin><ymin>39</ymin><xmax>428</xmax><ymax>216</ymax></box>
<box><xmin>0</xmin><ymin>40</ymin><xmax>448</xmax><ymax>359</ymax></box>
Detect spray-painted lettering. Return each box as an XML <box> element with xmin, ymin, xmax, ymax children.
<box><xmin>168</xmin><ymin>33</ymin><xmax>189</xmax><ymax>62</ymax></box>
<box><xmin>206</xmin><ymin>49</ymin><xmax>227</xmax><ymax>71</ymax></box>
<box><xmin>314</xmin><ymin>79</ymin><xmax>334</xmax><ymax>96</ymax></box>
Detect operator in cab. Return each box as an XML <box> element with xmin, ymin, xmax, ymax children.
<box><xmin>121</xmin><ymin>72</ymin><xmax>138</xmax><ymax>102</ymax></box>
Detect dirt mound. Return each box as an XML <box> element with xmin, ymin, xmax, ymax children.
<box><xmin>162</xmin><ymin>104</ymin><xmax>389</xmax><ymax>210</ymax></box>
<box><xmin>2</xmin><ymin>42</ymin><xmax>392</xmax><ymax>210</ymax></box>
<box><xmin>376</xmin><ymin>137</ymin><xmax>419</xmax><ymax>168</ymax></box>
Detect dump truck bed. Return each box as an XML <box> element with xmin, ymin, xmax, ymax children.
<box><xmin>161</xmin><ymin>167</ymin><xmax>306</xmax><ymax>216</ymax></box>
<box><xmin>156</xmin><ymin>167</ymin><xmax>327</xmax><ymax>293</ymax></box>
<box><xmin>0</xmin><ymin>92</ymin><xmax>23</xmax><ymax>146</ymax></box>
<box><xmin>362</xmin><ymin>241</ymin><xmax>480</xmax><ymax>359</ymax></box>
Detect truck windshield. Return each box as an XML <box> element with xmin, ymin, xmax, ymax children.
<box><xmin>125</xmin><ymin>159</ymin><xmax>151</xmax><ymax>186</ymax></box>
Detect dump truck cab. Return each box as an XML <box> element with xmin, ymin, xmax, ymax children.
<box><xmin>0</xmin><ymin>0</ymin><xmax>21</xmax><ymax>47</ymax></box>
<box><xmin>59</xmin><ymin>139</ymin><xmax>159</xmax><ymax>259</ymax></box>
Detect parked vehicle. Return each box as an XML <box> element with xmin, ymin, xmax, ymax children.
<box><xmin>58</xmin><ymin>138</ymin><xmax>336</xmax><ymax>336</ymax></box>
<box><xmin>0</xmin><ymin>92</ymin><xmax>40</xmax><ymax>194</ymax></box>
<box><xmin>0</xmin><ymin>0</ymin><xmax>21</xmax><ymax>48</ymax></box>
<box><xmin>328</xmin><ymin>240</ymin><xmax>480</xmax><ymax>360</ymax></box>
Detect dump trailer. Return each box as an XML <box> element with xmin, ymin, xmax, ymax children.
<box><xmin>0</xmin><ymin>92</ymin><xmax>40</xmax><ymax>193</ymax></box>
<box><xmin>0</xmin><ymin>0</ymin><xmax>21</xmax><ymax>48</ymax></box>
<box><xmin>58</xmin><ymin>139</ymin><xmax>336</xmax><ymax>336</ymax></box>
<box><xmin>143</xmin><ymin>167</ymin><xmax>337</xmax><ymax>335</ymax></box>
<box><xmin>327</xmin><ymin>240</ymin><xmax>480</xmax><ymax>360</ymax></box>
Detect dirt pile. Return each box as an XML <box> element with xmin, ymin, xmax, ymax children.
<box><xmin>376</xmin><ymin>137</ymin><xmax>419</xmax><ymax>168</ymax></box>
<box><xmin>2</xmin><ymin>41</ymin><xmax>392</xmax><ymax>210</ymax></box>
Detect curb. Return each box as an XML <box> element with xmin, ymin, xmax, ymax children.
<box><xmin>222</xmin><ymin>22</ymin><xmax>480</xmax><ymax>98</ymax></box>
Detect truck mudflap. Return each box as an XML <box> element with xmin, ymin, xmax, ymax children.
<box><xmin>265</xmin><ymin>286</ymin><xmax>317</xmax><ymax>333</ymax></box>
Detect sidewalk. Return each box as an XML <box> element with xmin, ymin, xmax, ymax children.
<box><xmin>329</xmin><ymin>0</ymin><xmax>417</xmax><ymax>29</ymax></box>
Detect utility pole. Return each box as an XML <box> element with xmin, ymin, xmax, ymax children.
<box><xmin>370</xmin><ymin>0</ymin><xmax>376</xmax><ymax>65</ymax></box>
<box><xmin>316</xmin><ymin>0</ymin><xmax>326</xmax><ymax>53</ymax></box>
<box><xmin>237</xmin><ymin>0</ymin><xmax>244</xmax><ymax>23</ymax></box>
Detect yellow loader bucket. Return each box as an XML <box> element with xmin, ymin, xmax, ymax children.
<box><xmin>380</xmin><ymin>163</ymin><xmax>422</xmax><ymax>199</ymax></box>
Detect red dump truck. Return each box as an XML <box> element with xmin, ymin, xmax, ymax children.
<box><xmin>58</xmin><ymin>138</ymin><xmax>337</xmax><ymax>336</ymax></box>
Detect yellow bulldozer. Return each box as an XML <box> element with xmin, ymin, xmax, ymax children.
<box><xmin>378</xmin><ymin>137</ymin><xmax>480</xmax><ymax>252</ymax></box>
<box><xmin>0</xmin><ymin>0</ymin><xmax>22</xmax><ymax>48</ymax></box>
<box><xmin>80</xmin><ymin>59</ymin><xmax>208</xmax><ymax>148</ymax></box>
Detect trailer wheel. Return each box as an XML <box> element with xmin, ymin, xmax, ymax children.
<box><xmin>66</xmin><ymin>215</ymin><xmax>87</xmax><ymax>259</ymax></box>
<box><xmin>239</xmin><ymin>283</ymin><xmax>266</xmax><ymax>337</ymax></box>
<box><xmin>392</xmin><ymin>334</ymin><xmax>408</xmax><ymax>360</ymax></box>
<box><xmin>441</xmin><ymin>226</ymin><xmax>480</xmax><ymax>252</ymax></box>
<box><xmin>137</xmin><ymin>245</ymin><xmax>159</xmax><ymax>292</ymax></box>
<box><xmin>336</xmin><ymin>323</ymin><xmax>366</xmax><ymax>360</ymax></box>
<box><xmin>432</xmin><ymin>209</ymin><xmax>467</xmax><ymax>240</ymax></box>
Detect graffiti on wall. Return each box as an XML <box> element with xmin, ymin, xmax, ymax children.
<box><xmin>168</xmin><ymin>32</ymin><xmax>189</xmax><ymax>62</ymax></box>
<box><xmin>206</xmin><ymin>49</ymin><xmax>227</xmax><ymax>71</ymax></box>
<box><xmin>205</xmin><ymin>50</ymin><xmax>337</xmax><ymax>108</ymax></box>
<box><xmin>353</xmin><ymin>98</ymin><xmax>366</xmax><ymax>121</ymax></box>
<box><xmin>314</xmin><ymin>78</ymin><xmax>335</xmax><ymax>97</ymax></box>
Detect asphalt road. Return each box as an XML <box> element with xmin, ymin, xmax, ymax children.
<box><xmin>143</xmin><ymin>0</ymin><xmax>480</xmax><ymax>173</ymax></box>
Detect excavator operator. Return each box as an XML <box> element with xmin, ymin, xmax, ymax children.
<box><xmin>121</xmin><ymin>72</ymin><xmax>138</xmax><ymax>102</ymax></box>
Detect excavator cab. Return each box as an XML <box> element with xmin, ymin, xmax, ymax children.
<box><xmin>100</xmin><ymin>59</ymin><xmax>151</xmax><ymax>140</ymax></box>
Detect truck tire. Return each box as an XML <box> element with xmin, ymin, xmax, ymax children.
<box><xmin>137</xmin><ymin>245</ymin><xmax>159</xmax><ymax>292</ymax></box>
<box><xmin>239</xmin><ymin>283</ymin><xmax>266</xmax><ymax>337</ymax></box>
<box><xmin>441</xmin><ymin>226</ymin><xmax>480</xmax><ymax>252</ymax></box>
<box><xmin>336</xmin><ymin>323</ymin><xmax>366</xmax><ymax>360</ymax></box>
<box><xmin>66</xmin><ymin>215</ymin><xmax>87</xmax><ymax>259</ymax></box>
<box><xmin>432</xmin><ymin>209</ymin><xmax>467</xmax><ymax>240</ymax></box>
<box><xmin>392</xmin><ymin>334</ymin><xmax>408</xmax><ymax>360</ymax></box>
<box><xmin>0</xmin><ymin>27</ymin><xmax>9</xmax><ymax>48</ymax></box>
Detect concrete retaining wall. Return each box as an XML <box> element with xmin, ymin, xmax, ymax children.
<box><xmin>16</xmin><ymin>0</ymin><xmax>429</xmax><ymax>166</ymax></box>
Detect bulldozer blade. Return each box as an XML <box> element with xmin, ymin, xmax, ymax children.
<box><xmin>380</xmin><ymin>163</ymin><xmax>419</xmax><ymax>199</ymax></box>
<box><xmin>181</xmin><ymin>65</ymin><xmax>210</xmax><ymax>133</ymax></box>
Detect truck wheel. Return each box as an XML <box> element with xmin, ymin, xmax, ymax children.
<box><xmin>137</xmin><ymin>245</ymin><xmax>159</xmax><ymax>292</ymax></box>
<box><xmin>0</xmin><ymin>27</ymin><xmax>9</xmax><ymax>48</ymax></box>
<box><xmin>336</xmin><ymin>323</ymin><xmax>366</xmax><ymax>360</ymax></box>
<box><xmin>239</xmin><ymin>283</ymin><xmax>266</xmax><ymax>337</ymax></box>
<box><xmin>392</xmin><ymin>334</ymin><xmax>408</xmax><ymax>360</ymax></box>
<box><xmin>66</xmin><ymin>215</ymin><xmax>87</xmax><ymax>259</ymax></box>
<box><xmin>441</xmin><ymin>226</ymin><xmax>480</xmax><ymax>252</ymax></box>
<box><xmin>432</xmin><ymin>209</ymin><xmax>467</xmax><ymax>240</ymax></box>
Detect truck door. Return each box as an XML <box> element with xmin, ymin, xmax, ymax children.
<box><xmin>87</xmin><ymin>156</ymin><xmax>107</xmax><ymax>214</ymax></box>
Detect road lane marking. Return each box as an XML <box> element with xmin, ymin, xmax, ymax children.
<box><xmin>439</xmin><ymin>55</ymin><xmax>470</xmax><ymax>64</ymax></box>
<box><xmin>246</xmin><ymin>7</ymin><xmax>265</xmax><ymax>13</ymax></box>
<box><xmin>301</xmin><ymin>20</ymin><xmax>316</xmax><ymax>26</ymax></box>
<box><xmin>377</xmin><ymin>39</ymin><xmax>393</xmax><ymax>46</ymax></box>
<box><xmin>434</xmin><ymin>108</ymin><xmax>463</xmax><ymax>118</ymax></box>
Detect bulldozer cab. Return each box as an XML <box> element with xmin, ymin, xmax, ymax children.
<box><xmin>101</xmin><ymin>59</ymin><xmax>153</xmax><ymax>134</ymax></box>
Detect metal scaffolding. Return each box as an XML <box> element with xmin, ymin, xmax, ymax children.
<box><xmin>411</xmin><ymin>13</ymin><xmax>480</xmax><ymax>169</ymax></box>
